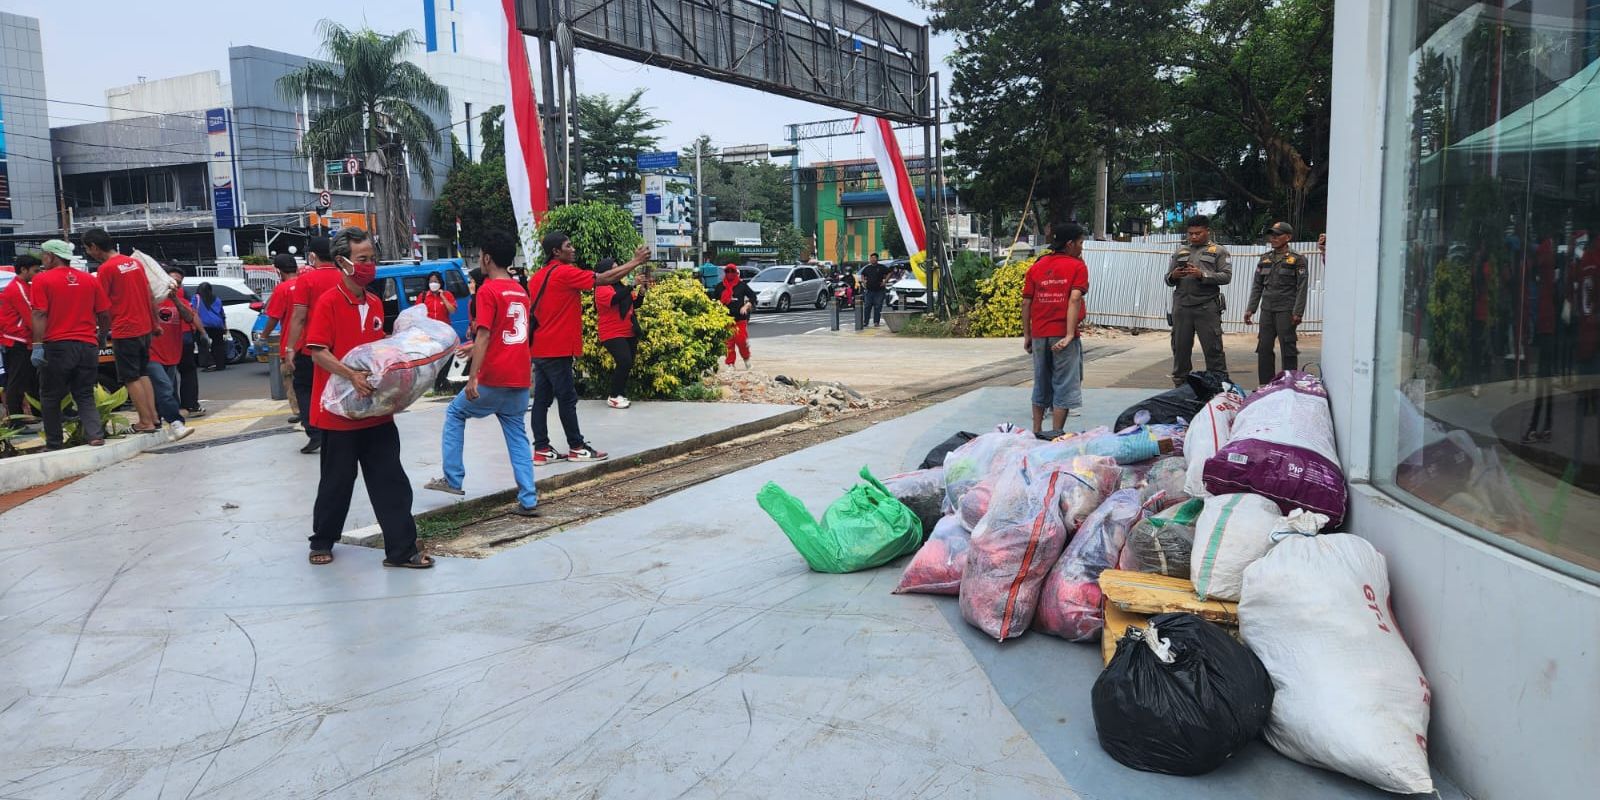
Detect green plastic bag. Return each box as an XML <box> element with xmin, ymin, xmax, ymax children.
<box><xmin>758</xmin><ymin>466</ymin><xmax>923</xmax><ymax>573</ymax></box>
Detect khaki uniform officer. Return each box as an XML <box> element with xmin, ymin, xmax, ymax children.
<box><xmin>1166</xmin><ymin>215</ymin><xmax>1232</xmax><ymax>385</ymax></box>
<box><xmin>1243</xmin><ymin>221</ymin><xmax>1310</xmax><ymax>385</ymax></box>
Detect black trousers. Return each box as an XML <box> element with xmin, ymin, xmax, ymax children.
<box><xmin>531</xmin><ymin>356</ymin><xmax>584</xmax><ymax>450</ymax></box>
<box><xmin>601</xmin><ymin>337</ymin><xmax>635</xmax><ymax>398</ymax></box>
<box><xmin>200</xmin><ymin>326</ymin><xmax>228</xmax><ymax>369</ymax></box>
<box><xmin>311</xmin><ymin>421</ymin><xmax>419</xmax><ymax>563</ymax></box>
<box><xmin>1170</xmin><ymin>300</ymin><xmax>1229</xmax><ymax>385</ymax></box>
<box><xmin>4</xmin><ymin>342</ymin><xmax>38</xmax><ymax>416</ymax></box>
<box><xmin>1255</xmin><ymin>310</ymin><xmax>1299</xmax><ymax>385</ymax></box>
<box><xmin>39</xmin><ymin>341</ymin><xmax>103</xmax><ymax>447</ymax></box>
<box><xmin>178</xmin><ymin>333</ymin><xmax>200</xmax><ymax>411</ymax></box>
<box><xmin>292</xmin><ymin>352</ymin><xmax>321</xmax><ymax>444</ymax></box>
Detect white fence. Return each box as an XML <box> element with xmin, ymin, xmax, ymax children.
<box><xmin>1079</xmin><ymin>240</ymin><xmax>1324</xmax><ymax>335</ymax></box>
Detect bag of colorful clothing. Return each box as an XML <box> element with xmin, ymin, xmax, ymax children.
<box><xmin>320</xmin><ymin>305</ymin><xmax>460</xmax><ymax>420</ymax></box>
<box><xmin>1034</xmin><ymin>489</ymin><xmax>1147</xmax><ymax>640</ymax></box>
<box><xmin>893</xmin><ymin>515</ymin><xmax>971</xmax><ymax>595</ymax></box>
<box><xmin>941</xmin><ymin>428</ymin><xmax>1036</xmax><ymax>512</ymax></box>
<box><xmin>1118</xmin><ymin>498</ymin><xmax>1204</xmax><ymax>578</ymax></box>
<box><xmin>1138</xmin><ymin>455</ymin><xmax>1191</xmax><ymax>511</ymax></box>
<box><xmin>959</xmin><ymin>457</ymin><xmax>1073</xmax><ymax>641</ymax></box>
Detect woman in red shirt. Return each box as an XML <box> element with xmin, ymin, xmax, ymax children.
<box><xmin>415</xmin><ymin>271</ymin><xmax>457</xmax><ymax>325</ymax></box>
<box><xmin>593</xmin><ymin>258</ymin><xmax>647</xmax><ymax>408</ymax></box>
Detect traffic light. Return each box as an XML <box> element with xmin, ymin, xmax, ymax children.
<box><xmin>702</xmin><ymin>195</ymin><xmax>720</xmax><ymax>222</ymax></box>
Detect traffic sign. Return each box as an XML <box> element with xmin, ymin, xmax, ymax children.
<box><xmin>318</xmin><ymin>190</ymin><xmax>332</xmax><ymax>209</ymax></box>
<box><xmin>345</xmin><ymin>157</ymin><xmax>361</xmax><ymax>175</ymax></box>
<box><xmin>325</xmin><ymin>157</ymin><xmax>363</xmax><ymax>176</ymax></box>
<box><xmin>636</xmin><ymin>151</ymin><xmax>679</xmax><ymax>171</ymax></box>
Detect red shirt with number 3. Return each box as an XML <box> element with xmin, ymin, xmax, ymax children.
<box><xmin>472</xmin><ymin>277</ymin><xmax>533</xmax><ymax>388</ymax></box>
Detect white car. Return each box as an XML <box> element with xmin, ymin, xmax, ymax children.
<box><xmin>182</xmin><ymin>277</ymin><xmax>262</xmax><ymax>364</ymax></box>
<box><xmin>891</xmin><ymin>276</ymin><xmax>929</xmax><ymax>309</ymax></box>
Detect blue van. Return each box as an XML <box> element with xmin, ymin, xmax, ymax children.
<box><xmin>252</xmin><ymin>259</ymin><xmax>474</xmax><ymax>358</ymax></box>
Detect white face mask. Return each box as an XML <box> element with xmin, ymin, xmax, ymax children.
<box><xmin>428</xmin><ymin>282</ymin><xmax>441</xmax><ymax>291</ymax></box>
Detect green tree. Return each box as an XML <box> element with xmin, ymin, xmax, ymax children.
<box><xmin>535</xmin><ymin>201</ymin><xmax>643</xmax><ymax>268</ymax></box>
<box><xmin>761</xmin><ymin>220</ymin><xmax>809</xmax><ymax>263</ymax></box>
<box><xmin>579</xmin><ymin>91</ymin><xmax>666</xmax><ymax>205</ymax></box>
<box><xmin>932</xmin><ymin>0</ymin><xmax>1184</xmax><ymax>221</ymax></box>
<box><xmin>881</xmin><ymin>222</ymin><xmax>906</xmax><ymax>259</ymax></box>
<box><xmin>681</xmin><ymin>136</ymin><xmax>793</xmax><ymax>223</ymax></box>
<box><xmin>278</xmin><ymin>21</ymin><xmax>448</xmax><ymax>259</ymax></box>
<box><xmin>432</xmin><ymin>105</ymin><xmax>515</xmax><ymax>248</ymax></box>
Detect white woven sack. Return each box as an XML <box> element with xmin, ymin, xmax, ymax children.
<box><xmin>1239</xmin><ymin>533</ymin><xmax>1433</xmax><ymax>794</ymax></box>
<box><xmin>1183</xmin><ymin>390</ymin><xmax>1244</xmax><ymax>497</ymax></box>
<box><xmin>130</xmin><ymin>249</ymin><xmax>173</xmax><ymax>303</ymax></box>
<box><xmin>1189</xmin><ymin>493</ymin><xmax>1299</xmax><ymax>601</ymax></box>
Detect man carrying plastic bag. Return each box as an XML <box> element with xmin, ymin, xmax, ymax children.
<box><xmin>758</xmin><ymin>466</ymin><xmax>921</xmax><ymax>573</ymax></box>
<box><xmin>302</xmin><ymin>228</ymin><xmax>433</xmax><ymax>570</ymax></box>
<box><xmin>320</xmin><ymin>307</ymin><xmax>459</xmax><ymax>420</ymax></box>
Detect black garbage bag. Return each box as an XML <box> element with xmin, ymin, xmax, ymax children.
<box><xmin>920</xmin><ymin>431</ymin><xmax>979</xmax><ymax>470</ymax></box>
<box><xmin>1091</xmin><ymin>612</ymin><xmax>1274</xmax><ymax>776</ymax></box>
<box><xmin>1113</xmin><ymin>371</ymin><xmax>1229</xmax><ymax>431</ymax></box>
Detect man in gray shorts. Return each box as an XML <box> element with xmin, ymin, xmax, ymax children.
<box><xmin>1022</xmin><ymin>222</ymin><xmax>1090</xmax><ymax>435</ymax></box>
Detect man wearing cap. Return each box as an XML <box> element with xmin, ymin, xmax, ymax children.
<box><xmin>1243</xmin><ymin>222</ymin><xmax>1310</xmax><ymax>386</ymax></box>
<box><xmin>1166</xmin><ymin>215</ymin><xmax>1232</xmax><ymax>385</ymax></box>
<box><xmin>83</xmin><ymin>228</ymin><xmax>161</xmax><ymax>434</ymax></box>
<box><xmin>30</xmin><ymin>239</ymin><xmax>111</xmax><ymax>449</ymax></box>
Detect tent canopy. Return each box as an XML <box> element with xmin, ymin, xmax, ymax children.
<box><xmin>1450</xmin><ymin>57</ymin><xmax>1600</xmax><ymax>154</ymax></box>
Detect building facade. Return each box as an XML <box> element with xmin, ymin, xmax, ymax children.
<box><xmin>0</xmin><ymin>12</ymin><xmax>56</xmax><ymax>260</ymax></box>
<box><xmin>801</xmin><ymin>157</ymin><xmax>960</xmax><ymax>264</ymax></box>
<box><xmin>1327</xmin><ymin>1</ymin><xmax>1600</xmax><ymax>797</ymax></box>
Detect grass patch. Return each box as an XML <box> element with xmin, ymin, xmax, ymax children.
<box><xmin>417</xmin><ymin>503</ymin><xmax>488</xmax><ymax>540</ymax></box>
<box><xmin>898</xmin><ymin>313</ymin><xmax>969</xmax><ymax>338</ymax></box>
<box><xmin>673</xmin><ymin>382</ymin><xmax>723</xmax><ymax>402</ymax></box>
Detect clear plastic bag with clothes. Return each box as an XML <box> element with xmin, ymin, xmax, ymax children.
<box><xmin>893</xmin><ymin>514</ymin><xmax>972</xmax><ymax>595</ymax></box>
<box><xmin>941</xmin><ymin>429</ymin><xmax>1036</xmax><ymax>512</ymax></box>
<box><xmin>1034</xmin><ymin>489</ymin><xmax>1148</xmax><ymax>640</ymax></box>
<box><xmin>1057</xmin><ymin>455</ymin><xmax>1121</xmax><ymax>531</ymax></box>
<box><xmin>959</xmin><ymin>457</ymin><xmax>1074</xmax><ymax>641</ymax></box>
<box><xmin>881</xmin><ymin>467</ymin><xmax>946</xmax><ymax>537</ymax></box>
<box><xmin>1138</xmin><ymin>456</ymin><xmax>1192</xmax><ymax>511</ymax></box>
<box><xmin>1118</xmin><ymin>497</ymin><xmax>1205</xmax><ymax>578</ymax></box>
<box><xmin>1037</xmin><ymin>425</ymin><xmax>1185</xmax><ymax>465</ymax></box>
<box><xmin>320</xmin><ymin>305</ymin><xmax>460</xmax><ymax>420</ymax></box>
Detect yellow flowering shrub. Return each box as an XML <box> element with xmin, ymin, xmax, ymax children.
<box><xmin>967</xmin><ymin>254</ymin><xmax>1038</xmax><ymax>338</ymax></box>
<box><xmin>577</xmin><ymin>273</ymin><xmax>733</xmax><ymax>398</ymax></box>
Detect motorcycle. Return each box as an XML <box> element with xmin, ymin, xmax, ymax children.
<box><xmin>829</xmin><ymin>277</ymin><xmax>856</xmax><ymax>308</ymax></box>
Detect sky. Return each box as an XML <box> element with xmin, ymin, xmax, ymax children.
<box><xmin>7</xmin><ymin>0</ymin><xmax>955</xmax><ymax>166</ymax></box>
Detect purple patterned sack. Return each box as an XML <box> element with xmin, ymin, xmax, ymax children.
<box><xmin>1202</xmin><ymin>371</ymin><xmax>1347</xmax><ymax>527</ymax></box>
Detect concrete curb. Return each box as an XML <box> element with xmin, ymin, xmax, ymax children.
<box><xmin>340</xmin><ymin>405</ymin><xmax>808</xmax><ymax>547</ymax></box>
<box><xmin>0</xmin><ymin>428</ymin><xmax>173</xmax><ymax>495</ymax></box>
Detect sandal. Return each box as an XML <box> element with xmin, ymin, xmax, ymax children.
<box><xmin>382</xmin><ymin>553</ymin><xmax>435</xmax><ymax>569</ymax></box>
<box><xmin>309</xmin><ymin>550</ymin><xmax>334</xmax><ymax>565</ymax></box>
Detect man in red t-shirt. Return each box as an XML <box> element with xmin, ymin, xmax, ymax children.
<box><xmin>258</xmin><ymin>254</ymin><xmax>302</xmax><ymax>423</ymax></box>
<box><xmin>425</xmin><ymin>230</ymin><xmax>539</xmax><ymax>514</ymax></box>
<box><xmin>30</xmin><ymin>239</ymin><xmax>112</xmax><ymax>449</ymax></box>
<box><xmin>303</xmin><ymin>228</ymin><xmax>430</xmax><ymax>569</ymax></box>
<box><xmin>83</xmin><ymin>228</ymin><xmax>162</xmax><ymax>433</ymax></box>
<box><xmin>1021</xmin><ymin>222</ymin><xmax>1090</xmax><ymax>434</ymax></box>
<box><xmin>145</xmin><ymin>289</ymin><xmax>195</xmax><ymax>441</ymax></box>
<box><xmin>1</xmin><ymin>254</ymin><xmax>43</xmax><ymax>419</ymax></box>
<box><xmin>527</xmin><ymin>231</ymin><xmax>651</xmax><ymax>464</ymax></box>
<box><xmin>287</xmin><ymin>236</ymin><xmax>336</xmax><ymax>454</ymax></box>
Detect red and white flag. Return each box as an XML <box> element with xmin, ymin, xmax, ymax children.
<box><xmin>857</xmin><ymin>115</ymin><xmax>925</xmax><ymax>256</ymax></box>
<box><xmin>500</xmin><ymin>0</ymin><xmax>549</xmax><ymax>245</ymax></box>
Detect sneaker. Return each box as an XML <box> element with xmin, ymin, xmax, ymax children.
<box><xmin>512</xmin><ymin>504</ymin><xmax>541</xmax><ymax>517</ymax></box>
<box><xmin>607</xmin><ymin>396</ymin><xmax>631</xmax><ymax>409</ymax></box>
<box><xmin>567</xmin><ymin>443</ymin><xmax>609</xmax><ymax>462</ymax></box>
<box><xmin>187</xmin><ymin>406</ymin><xmax>208</xmax><ymax>418</ymax></box>
<box><xmin>300</xmin><ymin>440</ymin><xmax>321</xmax><ymax>455</ymax></box>
<box><xmin>287</xmin><ymin>414</ymin><xmax>301</xmax><ymax>424</ymax></box>
<box><xmin>425</xmin><ymin>476</ymin><xmax>465</xmax><ymax>496</ymax></box>
<box><xmin>533</xmin><ymin>446</ymin><xmax>566</xmax><ymax>466</ymax></box>
<box><xmin>171</xmin><ymin>421</ymin><xmax>193</xmax><ymax>441</ymax></box>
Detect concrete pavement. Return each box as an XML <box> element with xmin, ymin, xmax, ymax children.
<box><xmin>0</xmin><ymin>386</ymin><xmax>1463</xmax><ymax>798</ymax></box>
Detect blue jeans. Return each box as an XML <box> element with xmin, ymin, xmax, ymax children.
<box><xmin>442</xmin><ymin>385</ymin><xmax>538</xmax><ymax>509</ymax></box>
<box><xmin>864</xmin><ymin>289</ymin><xmax>886</xmax><ymax>325</ymax></box>
<box><xmin>1031</xmin><ymin>336</ymin><xmax>1083</xmax><ymax>410</ymax></box>
<box><xmin>145</xmin><ymin>361</ymin><xmax>183</xmax><ymax>424</ymax></box>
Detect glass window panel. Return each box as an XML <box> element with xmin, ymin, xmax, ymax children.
<box><xmin>1377</xmin><ymin>0</ymin><xmax>1600</xmax><ymax>577</ymax></box>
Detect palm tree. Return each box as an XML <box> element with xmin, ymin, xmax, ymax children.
<box><xmin>278</xmin><ymin>21</ymin><xmax>448</xmax><ymax>259</ymax></box>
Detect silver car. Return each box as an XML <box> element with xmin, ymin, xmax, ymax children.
<box><xmin>749</xmin><ymin>265</ymin><xmax>829</xmax><ymax>312</ymax></box>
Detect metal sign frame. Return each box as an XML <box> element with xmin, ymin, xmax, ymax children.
<box><xmin>521</xmin><ymin>0</ymin><xmax>931</xmax><ymax>124</ymax></box>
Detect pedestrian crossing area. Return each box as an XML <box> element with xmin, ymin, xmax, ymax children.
<box><xmin>748</xmin><ymin>308</ymin><xmax>835</xmax><ymax>325</ymax></box>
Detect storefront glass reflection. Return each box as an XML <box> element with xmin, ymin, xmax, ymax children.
<box><xmin>1381</xmin><ymin>0</ymin><xmax>1600</xmax><ymax>574</ymax></box>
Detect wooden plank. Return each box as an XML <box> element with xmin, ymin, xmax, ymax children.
<box><xmin>1098</xmin><ymin>569</ymin><xmax>1239</xmax><ymax>626</ymax></box>
<box><xmin>1101</xmin><ymin>601</ymin><xmax>1146</xmax><ymax>666</ymax></box>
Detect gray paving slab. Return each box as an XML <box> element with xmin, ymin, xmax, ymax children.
<box><xmin>0</xmin><ymin>386</ymin><xmax>1463</xmax><ymax>798</ymax></box>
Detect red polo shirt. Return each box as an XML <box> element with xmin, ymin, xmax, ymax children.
<box><xmin>32</xmin><ymin>267</ymin><xmax>111</xmax><ymax>345</ymax></box>
<box><xmin>1023</xmin><ymin>253</ymin><xmax>1090</xmax><ymax>338</ymax></box>
<box><xmin>96</xmin><ymin>254</ymin><xmax>155</xmax><ymax>339</ymax></box>
<box><xmin>594</xmin><ymin>284</ymin><xmax>636</xmax><ymax>342</ymax></box>
<box><xmin>472</xmin><ymin>277</ymin><xmax>533</xmax><ymax>388</ymax></box>
<box><xmin>419</xmin><ymin>290</ymin><xmax>456</xmax><ymax>325</ymax></box>
<box><xmin>529</xmin><ymin>261</ymin><xmax>596</xmax><ymax>358</ymax></box>
<box><xmin>0</xmin><ymin>276</ymin><xmax>32</xmax><ymax>346</ymax></box>
<box><xmin>304</xmin><ymin>282</ymin><xmax>390</xmax><ymax>431</ymax></box>
<box><xmin>150</xmin><ymin>297</ymin><xmax>185</xmax><ymax>366</ymax></box>
<box><xmin>265</xmin><ymin>276</ymin><xmax>297</xmax><ymax>359</ymax></box>
<box><xmin>291</xmin><ymin>266</ymin><xmax>344</xmax><ymax>355</ymax></box>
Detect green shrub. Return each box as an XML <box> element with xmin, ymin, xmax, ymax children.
<box><xmin>968</xmin><ymin>254</ymin><xmax>1038</xmax><ymax>337</ymax></box>
<box><xmin>576</xmin><ymin>273</ymin><xmax>733</xmax><ymax>399</ymax></box>
<box><xmin>899</xmin><ymin>314</ymin><xmax>960</xmax><ymax>338</ymax></box>
<box><xmin>534</xmin><ymin>202</ymin><xmax>643</xmax><ymax>267</ymax></box>
<box><xmin>241</xmin><ymin>254</ymin><xmax>272</xmax><ymax>265</ymax></box>
<box><xmin>1426</xmin><ymin>256</ymin><xmax>1472</xmax><ymax>387</ymax></box>
<box><xmin>948</xmin><ymin>250</ymin><xmax>995</xmax><ymax>307</ymax></box>
<box><xmin>673</xmin><ymin>381</ymin><xmax>724</xmax><ymax>402</ymax></box>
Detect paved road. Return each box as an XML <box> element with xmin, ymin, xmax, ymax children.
<box><xmin>191</xmin><ymin>359</ymin><xmax>279</xmax><ymax>406</ymax></box>
<box><xmin>748</xmin><ymin>306</ymin><xmax>855</xmax><ymax>338</ymax></box>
